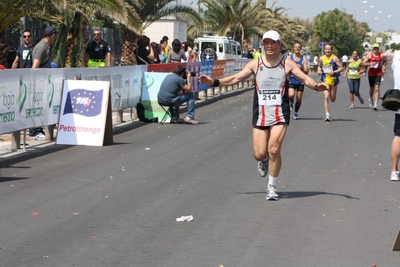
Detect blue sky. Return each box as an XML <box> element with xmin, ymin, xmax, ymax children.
<box><xmin>179</xmin><ymin>0</ymin><xmax>399</xmax><ymax>33</ymax></box>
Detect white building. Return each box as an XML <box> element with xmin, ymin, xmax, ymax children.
<box><xmin>363</xmin><ymin>31</ymin><xmax>400</xmax><ymax>52</ymax></box>
<box><xmin>143</xmin><ymin>16</ymin><xmax>189</xmax><ymax>44</ymax></box>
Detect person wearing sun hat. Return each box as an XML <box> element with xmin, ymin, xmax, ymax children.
<box><xmin>198</xmin><ymin>30</ymin><xmax>329</xmax><ymax>200</ymax></box>
<box><xmin>363</xmin><ymin>43</ymin><xmax>387</xmax><ymax>110</ymax></box>
<box><xmin>32</xmin><ymin>25</ymin><xmax>58</xmax><ymax>68</ymax></box>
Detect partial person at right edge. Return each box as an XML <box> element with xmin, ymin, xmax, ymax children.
<box><xmin>389</xmin><ymin>50</ymin><xmax>400</xmax><ymax>181</ymax></box>
<box><xmin>157</xmin><ymin>65</ymin><xmax>198</xmax><ymax>125</ymax></box>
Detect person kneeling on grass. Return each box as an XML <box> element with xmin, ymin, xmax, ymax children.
<box><xmin>157</xmin><ymin>64</ymin><xmax>198</xmax><ymax>124</ymax></box>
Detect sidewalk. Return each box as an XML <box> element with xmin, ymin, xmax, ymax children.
<box><xmin>0</xmin><ymin>108</ymin><xmax>140</xmax><ymax>160</ymax></box>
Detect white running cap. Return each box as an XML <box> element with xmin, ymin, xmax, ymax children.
<box><xmin>262</xmin><ymin>30</ymin><xmax>281</xmax><ymax>42</ymax></box>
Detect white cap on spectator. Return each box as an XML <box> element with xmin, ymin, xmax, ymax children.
<box><xmin>262</xmin><ymin>30</ymin><xmax>281</xmax><ymax>42</ymax></box>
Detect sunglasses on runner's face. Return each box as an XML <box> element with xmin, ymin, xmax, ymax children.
<box><xmin>23</xmin><ymin>35</ymin><xmax>31</xmax><ymax>38</ymax></box>
<box><xmin>94</xmin><ymin>33</ymin><xmax>100</xmax><ymax>36</ymax></box>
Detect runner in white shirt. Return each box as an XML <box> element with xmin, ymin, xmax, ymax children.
<box><xmin>341</xmin><ymin>54</ymin><xmax>348</xmax><ymax>72</ymax></box>
<box><xmin>390</xmin><ymin>50</ymin><xmax>400</xmax><ymax>181</ymax></box>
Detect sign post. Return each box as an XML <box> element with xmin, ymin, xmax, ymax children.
<box><xmin>319</xmin><ymin>42</ymin><xmax>326</xmax><ymax>57</ymax></box>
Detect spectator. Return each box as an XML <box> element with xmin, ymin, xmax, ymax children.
<box><xmin>135</xmin><ymin>35</ymin><xmax>154</xmax><ymax>65</ymax></box>
<box><xmin>162</xmin><ymin>36</ymin><xmax>171</xmax><ymax>57</ymax></box>
<box><xmin>83</xmin><ymin>29</ymin><xmax>111</xmax><ymax>67</ymax></box>
<box><xmin>159</xmin><ymin>39</ymin><xmax>168</xmax><ymax>63</ymax></box>
<box><xmin>253</xmin><ymin>48</ymin><xmax>262</xmax><ymax>59</ymax></box>
<box><xmin>306</xmin><ymin>53</ymin><xmax>311</xmax><ymax>65</ymax></box>
<box><xmin>32</xmin><ymin>25</ymin><xmax>57</xmax><ymax>68</ymax></box>
<box><xmin>247</xmin><ymin>48</ymin><xmax>254</xmax><ymax>59</ymax></box>
<box><xmin>180</xmin><ymin>42</ymin><xmax>196</xmax><ymax>62</ymax></box>
<box><xmin>12</xmin><ymin>29</ymin><xmax>35</xmax><ymax>69</ymax></box>
<box><xmin>32</xmin><ymin>25</ymin><xmax>58</xmax><ymax>139</ymax></box>
<box><xmin>313</xmin><ymin>54</ymin><xmax>319</xmax><ymax>65</ymax></box>
<box><xmin>150</xmin><ymin>42</ymin><xmax>160</xmax><ymax>64</ymax></box>
<box><xmin>166</xmin><ymin>39</ymin><xmax>186</xmax><ymax>63</ymax></box>
<box><xmin>181</xmin><ymin>42</ymin><xmax>190</xmax><ymax>62</ymax></box>
<box><xmin>341</xmin><ymin>54</ymin><xmax>348</xmax><ymax>72</ymax></box>
<box><xmin>157</xmin><ymin>65</ymin><xmax>198</xmax><ymax>125</ymax></box>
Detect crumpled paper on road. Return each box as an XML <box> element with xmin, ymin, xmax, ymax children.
<box><xmin>176</xmin><ymin>215</ymin><xmax>193</xmax><ymax>222</ymax></box>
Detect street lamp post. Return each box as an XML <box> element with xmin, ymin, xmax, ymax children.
<box><xmin>354</xmin><ymin>1</ymin><xmax>367</xmax><ymax>21</ymax></box>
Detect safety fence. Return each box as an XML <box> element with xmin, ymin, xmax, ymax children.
<box><xmin>0</xmin><ymin>59</ymin><xmax>252</xmax><ymax>149</ymax></box>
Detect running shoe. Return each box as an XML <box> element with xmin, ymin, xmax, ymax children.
<box><xmin>391</xmin><ymin>171</ymin><xmax>400</xmax><ymax>181</ymax></box>
<box><xmin>293</xmin><ymin>112</ymin><xmax>299</xmax><ymax>120</ymax></box>
<box><xmin>266</xmin><ymin>184</ymin><xmax>279</xmax><ymax>200</ymax></box>
<box><xmin>257</xmin><ymin>158</ymin><xmax>269</xmax><ymax>177</ymax></box>
<box><xmin>373</xmin><ymin>105</ymin><xmax>378</xmax><ymax>111</ymax></box>
<box><xmin>325</xmin><ymin>114</ymin><xmax>331</xmax><ymax>122</ymax></box>
<box><xmin>368</xmin><ymin>98</ymin><xmax>373</xmax><ymax>108</ymax></box>
<box><xmin>358</xmin><ymin>95</ymin><xmax>364</xmax><ymax>104</ymax></box>
<box><xmin>349</xmin><ymin>104</ymin><xmax>354</xmax><ymax>109</ymax></box>
<box><xmin>184</xmin><ymin>117</ymin><xmax>199</xmax><ymax>125</ymax></box>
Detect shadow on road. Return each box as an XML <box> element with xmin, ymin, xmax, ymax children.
<box><xmin>239</xmin><ymin>191</ymin><xmax>359</xmax><ymax>200</ymax></box>
<box><xmin>280</xmin><ymin>191</ymin><xmax>360</xmax><ymax>199</ymax></box>
<box><xmin>0</xmin><ymin>177</ymin><xmax>29</xmax><ymax>183</ymax></box>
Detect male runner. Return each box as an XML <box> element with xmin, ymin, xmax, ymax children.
<box><xmin>288</xmin><ymin>42</ymin><xmax>308</xmax><ymax>119</ymax></box>
<box><xmin>363</xmin><ymin>43</ymin><xmax>387</xmax><ymax>110</ymax></box>
<box><xmin>198</xmin><ymin>31</ymin><xmax>328</xmax><ymax>200</ymax></box>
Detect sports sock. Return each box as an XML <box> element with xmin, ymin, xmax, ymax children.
<box><xmin>268</xmin><ymin>175</ymin><xmax>277</xmax><ymax>186</ymax></box>
<box><xmin>295</xmin><ymin>103</ymin><xmax>301</xmax><ymax>113</ymax></box>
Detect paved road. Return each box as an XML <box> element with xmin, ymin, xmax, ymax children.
<box><xmin>0</xmin><ymin>71</ymin><xmax>399</xmax><ymax>267</ymax></box>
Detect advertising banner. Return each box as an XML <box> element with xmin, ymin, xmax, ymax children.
<box><xmin>141</xmin><ymin>72</ymin><xmax>169</xmax><ymax>121</ymax></box>
<box><xmin>56</xmin><ymin>80</ymin><xmax>111</xmax><ymax>146</ymax></box>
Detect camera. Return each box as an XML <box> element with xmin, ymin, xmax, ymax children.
<box><xmin>183</xmin><ymin>71</ymin><xmax>196</xmax><ymax>80</ymax></box>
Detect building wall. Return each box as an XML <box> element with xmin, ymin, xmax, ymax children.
<box><xmin>143</xmin><ymin>18</ymin><xmax>188</xmax><ymax>44</ymax></box>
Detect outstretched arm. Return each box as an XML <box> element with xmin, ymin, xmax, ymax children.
<box><xmin>286</xmin><ymin>58</ymin><xmax>328</xmax><ymax>92</ymax></box>
<box><xmin>198</xmin><ymin>59</ymin><xmax>257</xmax><ymax>86</ymax></box>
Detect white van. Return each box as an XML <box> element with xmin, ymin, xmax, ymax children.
<box><xmin>194</xmin><ymin>35</ymin><xmax>242</xmax><ymax>61</ymax></box>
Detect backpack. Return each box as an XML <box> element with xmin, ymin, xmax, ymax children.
<box><xmin>381</xmin><ymin>89</ymin><xmax>400</xmax><ymax>111</ymax></box>
<box><xmin>136</xmin><ymin>102</ymin><xmax>158</xmax><ymax>123</ymax></box>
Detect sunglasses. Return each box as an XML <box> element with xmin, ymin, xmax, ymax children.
<box><xmin>94</xmin><ymin>33</ymin><xmax>101</xmax><ymax>36</ymax></box>
<box><xmin>23</xmin><ymin>35</ymin><xmax>31</xmax><ymax>38</ymax></box>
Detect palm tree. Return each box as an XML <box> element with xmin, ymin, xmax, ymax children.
<box><xmin>0</xmin><ymin>0</ymin><xmax>47</xmax><ymax>32</ymax></box>
<box><xmin>38</xmin><ymin>0</ymin><xmax>143</xmax><ymax>67</ymax></box>
<box><xmin>199</xmin><ymin>0</ymin><xmax>305</xmax><ymax>48</ymax></box>
<box><xmin>0</xmin><ymin>0</ymin><xmax>143</xmax><ymax>67</ymax></box>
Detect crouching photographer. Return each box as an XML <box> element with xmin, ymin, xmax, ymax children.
<box><xmin>157</xmin><ymin>64</ymin><xmax>198</xmax><ymax>124</ymax></box>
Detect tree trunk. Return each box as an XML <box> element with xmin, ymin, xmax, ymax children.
<box><xmin>121</xmin><ymin>30</ymin><xmax>139</xmax><ymax>66</ymax></box>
